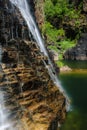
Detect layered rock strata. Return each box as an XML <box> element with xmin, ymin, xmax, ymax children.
<box><xmin>0</xmin><ymin>0</ymin><xmax>66</xmax><ymax>129</ymax></box>
<box><xmin>0</xmin><ymin>40</ymin><xmax>66</xmax><ymax>130</ymax></box>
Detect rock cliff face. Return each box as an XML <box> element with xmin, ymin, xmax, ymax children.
<box><xmin>0</xmin><ymin>0</ymin><xmax>30</xmax><ymax>42</ymax></box>
<box><xmin>0</xmin><ymin>0</ymin><xmax>66</xmax><ymax>130</ymax></box>
<box><xmin>63</xmin><ymin>1</ymin><xmax>87</xmax><ymax>60</ymax></box>
<box><xmin>64</xmin><ymin>33</ymin><xmax>87</xmax><ymax>60</ymax></box>
<box><xmin>27</xmin><ymin>0</ymin><xmax>44</xmax><ymax>29</ymax></box>
<box><xmin>34</xmin><ymin>0</ymin><xmax>44</xmax><ymax>29</ymax></box>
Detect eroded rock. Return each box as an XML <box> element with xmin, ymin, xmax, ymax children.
<box><xmin>0</xmin><ymin>40</ymin><xmax>66</xmax><ymax>130</ymax></box>
<box><xmin>0</xmin><ymin>0</ymin><xmax>66</xmax><ymax>130</ymax></box>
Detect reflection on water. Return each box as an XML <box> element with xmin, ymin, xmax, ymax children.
<box><xmin>61</xmin><ymin>60</ymin><xmax>87</xmax><ymax>69</ymax></box>
<box><xmin>61</xmin><ymin>110</ymin><xmax>87</xmax><ymax>130</ymax></box>
<box><xmin>59</xmin><ymin>70</ymin><xmax>87</xmax><ymax>130</ymax></box>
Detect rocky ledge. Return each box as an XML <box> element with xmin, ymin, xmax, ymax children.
<box><xmin>0</xmin><ymin>0</ymin><xmax>66</xmax><ymax>129</ymax></box>
<box><xmin>0</xmin><ymin>40</ymin><xmax>66</xmax><ymax>130</ymax></box>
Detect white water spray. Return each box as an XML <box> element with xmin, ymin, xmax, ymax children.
<box><xmin>0</xmin><ymin>44</ymin><xmax>11</xmax><ymax>130</ymax></box>
<box><xmin>10</xmin><ymin>0</ymin><xmax>70</xmax><ymax>110</ymax></box>
<box><xmin>0</xmin><ymin>92</ymin><xmax>11</xmax><ymax>130</ymax></box>
<box><xmin>0</xmin><ymin>45</ymin><xmax>17</xmax><ymax>130</ymax></box>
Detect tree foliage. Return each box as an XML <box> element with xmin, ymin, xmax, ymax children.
<box><xmin>44</xmin><ymin>0</ymin><xmax>81</xmax><ymax>20</ymax></box>
<box><xmin>43</xmin><ymin>0</ymin><xmax>82</xmax><ymax>59</ymax></box>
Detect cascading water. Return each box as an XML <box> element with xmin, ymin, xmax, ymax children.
<box><xmin>0</xmin><ymin>44</ymin><xmax>24</xmax><ymax>130</ymax></box>
<box><xmin>10</xmin><ymin>0</ymin><xmax>70</xmax><ymax>110</ymax></box>
<box><xmin>0</xmin><ymin>44</ymin><xmax>16</xmax><ymax>130</ymax></box>
<box><xmin>0</xmin><ymin>45</ymin><xmax>10</xmax><ymax>130</ymax></box>
<box><xmin>0</xmin><ymin>92</ymin><xmax>11</xmax><ymax>130</ymax></box>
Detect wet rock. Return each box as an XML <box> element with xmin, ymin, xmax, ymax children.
<box><xmin>0</xmin><ymin>0</ymin><xmax>66</xmax><ymax>130</ymax></box>
<box><xmin>0</xmin><ymin>0</ymin><xmax>29</xmax><ymax>44</ymax></box>
<box><xmin>0</xmin><ymin>40</ymin><xmax>66</xmax><ymax>130</ymax></box>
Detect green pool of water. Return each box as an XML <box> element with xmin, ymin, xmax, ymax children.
<box><xmin>59</xmin><ymin>64</ymin><xmax>87</xmax><ymax>130</ymax></box>
<box><xmin>61</xmin><ymin>60</ymin><xmax>87</xmax><ymax>69</ymax></box>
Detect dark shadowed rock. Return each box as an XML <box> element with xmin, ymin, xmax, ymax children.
<box><xmin>83</xmin><ymin>0</ymin><xmax>87</xmax><ymax>12</ymax></box>
<box><xmin>64</xmin><ymin>33</ymin><xmax>87</xmax><ymax>60</ymax></box>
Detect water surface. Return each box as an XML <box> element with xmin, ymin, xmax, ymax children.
<box><xmin>61</xmin><ymin>60</ymin><xmax>87</xmax><ymax>69</ymax></box>
<box><xmin>59</xmin><ymin>61</ymin><xmax>87</xmax><ymax>130</ymax></box>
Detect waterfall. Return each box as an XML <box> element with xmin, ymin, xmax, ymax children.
<box><xmin>0</xmin><ymin>92</ymin><xmax>11</xmax><ymax>130</ymax></box>
<box><xmin>0</xmin><ymin>45</ymin><xmax>14</xmax><ymax>130</ymax></box>
<box><xmin>10</xmin><ymin>0</ymin><xmax>70</xmax><ymax>110</ymax></box>
<box><xmin>0</xmin><ymin>44</ymin><xmax>25</xmax><ymax>130</ymax></box>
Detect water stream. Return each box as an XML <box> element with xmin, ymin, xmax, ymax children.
<box><xmin>9</xmin><ymin>0</ymin><xmax>69</xmax><ymax>100</ymax></box>
<box><xmin>0</xmin><ymin>48</ymin><xmax>27</xmax><ymax>130</ymax></box>
<box><xmin>0</xmin><ymin>92</ymin><xmax>10</xmax><ymax>130</ymax></box>
<box><xmin>0</xmin><ymin>45</ymin><xmax>14</xmax><ymax>130</ymax></box>
<box><xmin>0</xmin><ymin>0</ymin><xmax>70</xmax><ymax>129</ymax></box>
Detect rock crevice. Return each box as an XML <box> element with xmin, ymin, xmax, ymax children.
<box><xmin>0</xmin><ymin>0</ymin><xmax>66</xmax><ymax>130</ymax></box>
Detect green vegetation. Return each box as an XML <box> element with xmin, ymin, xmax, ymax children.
<box><xmin>48</xmin><ymin>40</ymin><xmax>75</xmax><ymax>59</ymax></box>
<box><xmin>44</xmin><ymin>0</ymin><xmax>81</xmax><ymax>20</ymax></box>
<box><xmin>43</xmin><ymin>0</ymin><xmax>83</xmax><ymax>60</ymax></box>
<box><xmin>56</xmin><ymin>60</ymin><xmax>64</xmax><ymax>67</ymax></box>
<box><xmin>42</xmin><ymin>21</ymin><xmax>65</xmax><ymax>43</ymax></box>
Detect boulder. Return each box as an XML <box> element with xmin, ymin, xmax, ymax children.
<box><xmin>49</xmin><ymin>50</ymin><xmax>59</xmax><ymax>61</ymax></box>
<box><xmin>64</xmin><ymin>33</ymin><xmax>87</xmax><ymax>60</ymax></box>
<box><xmin>60</xmin><ymin>65</ymin><xmax>72</xmax><ymax>72</ymax></box>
